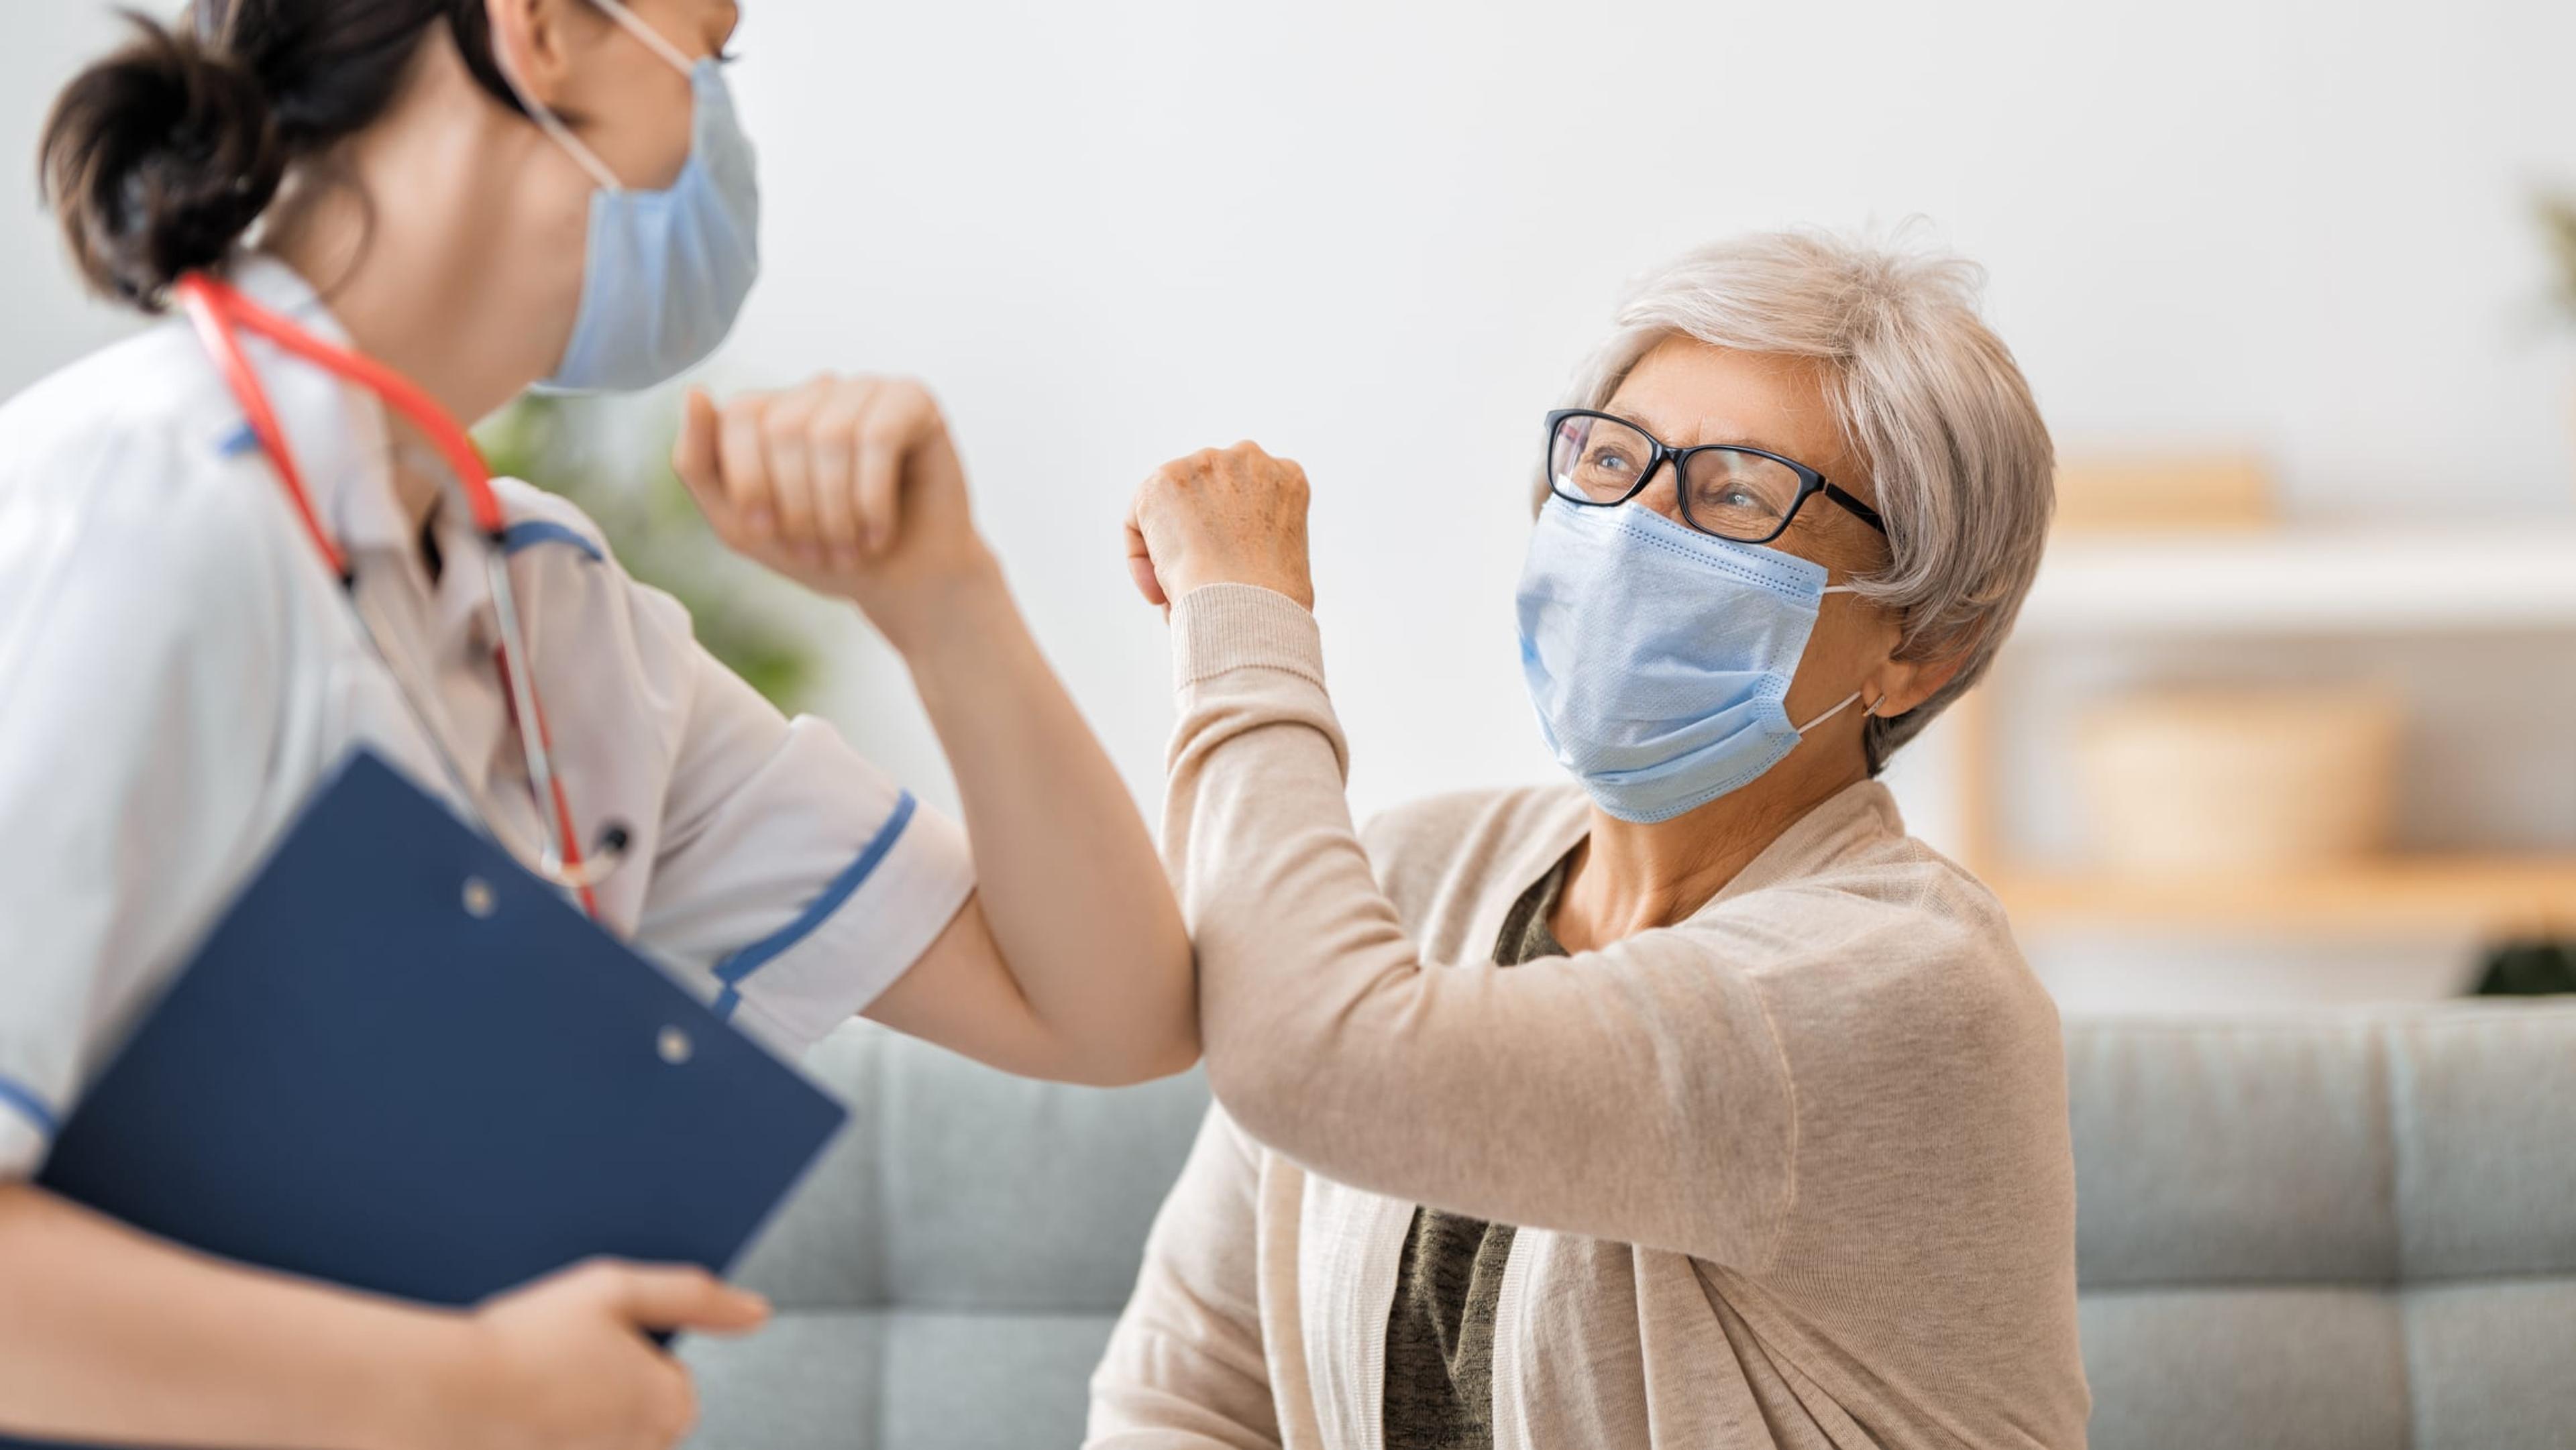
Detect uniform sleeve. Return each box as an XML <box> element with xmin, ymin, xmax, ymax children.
<box><xmin>626</xmin><ymin>588</ymin><xmax>976</xmax><ymax>1059</ymax></box>
<box><xmin>1087</xmin><ymin>1106</ymin><xmax>1285</xmax><ymax>1449</ymax></box>
<box><xmin>0</xmin><ymin>451</ymin><xmax>288</xmax><ymax>1181</ymax></box>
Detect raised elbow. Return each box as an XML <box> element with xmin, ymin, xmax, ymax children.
<box><xmin>1085</xmin><ymin>1031</ymin><xmax>1204</xmax><ymax>1089</ymax></box>
<box><xmin>1053</xmin><ymin>1007</ymin><xmax>1203</xmax><ymax>1089</ymax></box>
<box><xmin>1199</xmin><ymin>1026</ymin><xmax>1313</xmax><ymax>1154</ymax></box>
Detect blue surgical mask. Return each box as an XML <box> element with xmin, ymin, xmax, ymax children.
<box><xmin>1515</xmin><ymin>496</ymin><xmax>1871</xmax><ymax>824</ymax></box>
<box><xmin>498</xmin><ymin>0</ymin><xmax>761</xmax><ymax>394</ymax></box>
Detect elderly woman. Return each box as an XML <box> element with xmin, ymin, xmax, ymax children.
<box><xmin>1091</xmin><ymin>231</ymin><xmax>2086</xmax><ymax>1449</ymax></box>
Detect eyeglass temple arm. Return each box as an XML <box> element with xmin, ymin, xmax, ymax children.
<box><xmin>1821</xmin><ymin>481</ymin><xmax>1889</xmax><ymax>537</ymax></box>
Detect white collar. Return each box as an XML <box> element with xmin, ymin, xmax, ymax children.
<box><xmin>222</xmin><ymin>252</ymin><xmax>415</xmax><ymax>561</ymax></box>
<box><xmin>221</xmin><ymin>253</ymin><xmax>507</xmax><ymax>649</ymax></box>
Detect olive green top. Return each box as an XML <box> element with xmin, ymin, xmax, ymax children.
<box><xmin>1381</xmin><ymin>852</ymin><xmax>1574</xmax><ymax>1450</ymax></box>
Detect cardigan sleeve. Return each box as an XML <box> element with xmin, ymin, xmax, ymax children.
<box><xmin>1159</xmin><ymin>585</ymin><xmax>1799</xmax><ymax>1268</ymax></box>
<box><xmin>1087</xmin><ymin>1106</ymin><xmax>1284</xmax><ymax>1449</ymax></box>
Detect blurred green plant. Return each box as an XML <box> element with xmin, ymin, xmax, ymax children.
<box><xmin>2544</xmin><ymin>193</ymin><xmax>2576</xmax><ymax>330</ymax></box>
<box><xmin>477</xmin><ymin>396</ymin><xmax>826</xmax><ymax>712</ymax></box>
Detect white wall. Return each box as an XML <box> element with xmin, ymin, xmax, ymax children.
<box><xmin>9</xmin><ymin>1</ymin><xmax>2575</xmax><ymax>1004</ymax></box>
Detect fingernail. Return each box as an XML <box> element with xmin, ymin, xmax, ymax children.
<box><xmin>745</xmin><ymin>509</ymin><xmax>774</xmax><ymax>536</ymax></box>
<box><xmin>861</xmin><ymin>528</ymin><xmax>883</xmax><ymax>555</ymax></box>
<box><xmin>794</xmin><ymin>543</ymin><xmax>824</xmax><ymax>566</ymax></box>
<box><xmin>829</xmin><ymin>547</ymin><xmax>859</xmax><ymax>573</ymax></box>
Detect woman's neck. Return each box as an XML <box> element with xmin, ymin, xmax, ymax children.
<box><xmin>256</xmin><ymin>36</ymin><xmax>589</xmax><ymax>531</ymax></box>
<box><xmin>1551</xmin><ymin>746</ymin><xmax>1870</xmax><ymax>952</ymax></box>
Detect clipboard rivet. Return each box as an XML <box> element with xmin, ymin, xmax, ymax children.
<box><xmin>462</xmin><ymin>877</ymin><xmax>497</xmax><ymax>919</ymax></box>
<box><xmin>658</xmin><ymin>1027</ymin><xmax>695</xmax><ymax>1066</ymax></box>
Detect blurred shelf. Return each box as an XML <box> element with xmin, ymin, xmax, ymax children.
<box><xmin>2017</xmin><ymin>526</ymin><xmax>2576</xmax><ymax>638</ymax></box>
<box><xmin>1990</xmin><ymin>855</ymin><xmax>2576</xmax><ymax>936</ymax></box>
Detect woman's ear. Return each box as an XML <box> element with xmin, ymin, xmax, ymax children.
<box><xmin>483</xmin><ymin>0</ymin><xmax>578</xmax><ymax>105</ymax></box>
<box><xmin>1864</xmin><ymin>638</ymin><xmax>1972</xmax><ymax>722</ymax></box>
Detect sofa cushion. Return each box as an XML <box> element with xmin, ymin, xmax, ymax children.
<box><xmin>2069</xmin><ymin>1005</ymin><xmax>2576</xmax><ymax>1450</ymax></box>
<box><xmin>683</xmin><ymin>1309</ymin><xmax>1128</xmax><ymax>1450</ymax></box>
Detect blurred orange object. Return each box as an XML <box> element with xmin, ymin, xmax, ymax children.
<box><xmin>2053</xmin><ymin>453</ymin><xmax>2275</xmax><ymax>533</ymax></box>
<box><xmin>2078</xmin><ymin>688</ymin><xmax>2403</xmax><ymax>877</ymax></box>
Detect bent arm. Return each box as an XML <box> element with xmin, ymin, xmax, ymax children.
<box><xmin>1161</xmin><ymin>585</ymin><xmax>1796</xmax><ymax>1264</ymax></box>
<box><xmin>669</xmin><ymin>380</ymin><xmax>1195</xmax><ymax>1087</ymax></box>
<box><xmin>863</xmin><ymin>563</ymin><xmax>1197</xmax><ymax>1088</ymax></box>
<box><xmin>0</xmin><ymin>1184</ymin><xmax>468</xmax><ymax>1450</ymax></box>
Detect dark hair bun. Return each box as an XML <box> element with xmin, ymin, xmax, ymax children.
<box><xmin>41</xmin><ymin>11</ymin><xmax>288</xmax><ymax>309</ymax></box>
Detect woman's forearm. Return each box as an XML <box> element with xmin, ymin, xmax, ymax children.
<box><xmin>669</xmin><ymin>376</ymin><xmax>1193</xmax><ymax>1081</ymax></box>
<box><xmin>1158</xmin><ymin>587</ymin><xmax>1795</xmax><ymax>1262</ymax></box>
<box><xmin>893</xmin><ymin>556</ymin><xmax>1198</xmax><ymax>1084</ymax></box>
<box><xmin>0</xmin><ymin>1184</ymin><xmax>468</xmax><ymax>1450</ymax></box>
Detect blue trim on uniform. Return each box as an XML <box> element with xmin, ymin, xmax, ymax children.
<box><xmin>0</xmin><ymin>1074</ymin><xmax>59</xmax><ymax>1141</ymax></box>
<box><xmin>710</xmin><ymin>793</ymin><xmax>919</xmax><ymax>1024</ymax></box>
<box><xmin>218</xmin><ymin>421</ymin><xmax>262</xmax><ymax>459</ymax></box>
<box><xmin>500</xmin><ymin>521</ymin><xmax>607</xmax><ymax>564</ymax></box>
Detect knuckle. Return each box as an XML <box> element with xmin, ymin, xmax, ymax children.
<box><xmin>810</xmin><ymin>408</ymin><xmax>861</xmax><ymax>447</ymax></box>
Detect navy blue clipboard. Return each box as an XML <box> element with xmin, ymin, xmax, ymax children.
<box><xmin>11</xmin><ymin>750</ymin><xmax>847</xmax><ymax>1450</ymax></box>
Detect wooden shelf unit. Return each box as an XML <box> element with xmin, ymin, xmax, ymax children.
<box><xmin>1961</xmin><ymin>525</ymin><xmax>2576</xmax><ymax>937</ymax></box>
<box><xmin>1988</xmin><ymin>856</ymin><xmax>2576</xmax><ymax>938</ymax></box>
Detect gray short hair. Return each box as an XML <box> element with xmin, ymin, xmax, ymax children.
<box><xmin>1550</xmin><ymin>229</ymin><xmax>2055</xmax><ymax>773</ymax></box>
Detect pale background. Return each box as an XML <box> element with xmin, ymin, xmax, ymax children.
<box><xmin>9</xmin><ymin>0</ymin><xmax>2575</xmax><ymax>1010</ymax></box>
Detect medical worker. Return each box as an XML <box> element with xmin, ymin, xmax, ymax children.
<box><xmin>0</xmin><ymin>3</ymin><xmax>1193</xmax><ymax>1447</ymax></box>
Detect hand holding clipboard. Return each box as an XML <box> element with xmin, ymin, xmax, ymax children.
<box><xmin>7</xmin><ymin>751</ymin><xmax>846</xmax><ymax>1450</ymax></box>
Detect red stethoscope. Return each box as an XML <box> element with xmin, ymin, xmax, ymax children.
<box><xmin>175</xmin><ymin>270</ymin><xmax>631</xmax><ymax>917</ymax></box>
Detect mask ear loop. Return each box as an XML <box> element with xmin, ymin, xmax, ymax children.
<box><xmin>1791</xmin><ymin>583</ymin><xmax>1885</xmax><ymax>736</ymax></box>
<box><xmin>488</xmin><ymin>7</ymin><xmax>629</xmax><ymax>194</ymax></box>
<box><xmin>587</xmin><ymin>0</ymin><xmax>704</xmax><ymax>76</ymax></box>
<box><xmin>1793</xmin><ymin>689</ymin><xmax>1893</xmax><ymax>738</ymax></box>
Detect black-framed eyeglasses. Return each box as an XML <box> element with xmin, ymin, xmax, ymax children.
<box><xmin>1544</xmin><ymin>409</ymin><xmax>1888</xmax><ymax>547</ymax></box>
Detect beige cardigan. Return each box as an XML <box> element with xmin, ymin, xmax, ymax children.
<box><xmin>1088</xmin><ymin>585</ymin><xmax>2089</xmax><ymax>1450</ymax></box>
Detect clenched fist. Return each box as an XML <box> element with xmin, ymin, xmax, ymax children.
<box><xmin>1124</xmin><ymin>442</ymin><xmax>1317</xmax><ymax>615</ymax></box>
<box><xmin>675</xmin><ymin>375</ymin><xmax>1002</xmax><ymax>651</ymax></box>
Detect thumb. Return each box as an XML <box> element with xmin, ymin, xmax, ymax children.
<box><xmin>611</xmin><ymin>1265</ymin><xmax>771</xmax><ymax>1337</ymax></box>
<box><xmin>674</xmin><ymin>388</ymin><xmax>725</xmax><ymax>508</ymax></box>
<box><xmin>1124</xmin><ymin>515</ymin><xmax>1169</xmax><ymax>609</ymax></box>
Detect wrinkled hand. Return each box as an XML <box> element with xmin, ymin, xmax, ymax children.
<box><xmin>424</xmin><ymin>1260</ymin><xmax>767</xmax><ymax>1450</ymax></box>
<box><xmin>1124</xmin><ymin>442</ymin><xmax>1316</xmax><ymax>616</ymax></box>
<box><xmin>675</xmin><ymin>375</ymin><xmax>1000</xmax><ymax>651</ymax></box>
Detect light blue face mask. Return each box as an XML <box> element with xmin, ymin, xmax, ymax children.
<box><xmin>1515</xmin><ymin>496</ymin><xmax>1872</xmax><ymax>825</ymax></box>
<box><xmin>498</xmin><ymin>0</ymin><xmax>761</xmax><ymax>394</ymax></box>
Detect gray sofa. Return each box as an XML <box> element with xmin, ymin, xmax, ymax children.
<box><xmin>684</xmin><ymin>1004</ymin><xmax>2576</xmax><ymax>1449</ymax></box>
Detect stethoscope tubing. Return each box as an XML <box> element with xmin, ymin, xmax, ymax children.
<box><xmin>174</xmin><ymin>272</ymin><xmax>631</xmax><ymax>913</ymax></box>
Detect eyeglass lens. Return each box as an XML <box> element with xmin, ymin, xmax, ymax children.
<box><xmin>1549</xmin><ymin>414</ymin><xmax>1809</xmax><ymax>543</ymax></box>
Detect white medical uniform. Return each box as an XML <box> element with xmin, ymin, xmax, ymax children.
<box><xmin>0</xmin><ymin>256</ymin><xmax>977</xmax><ymax>1180</ymax></box>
